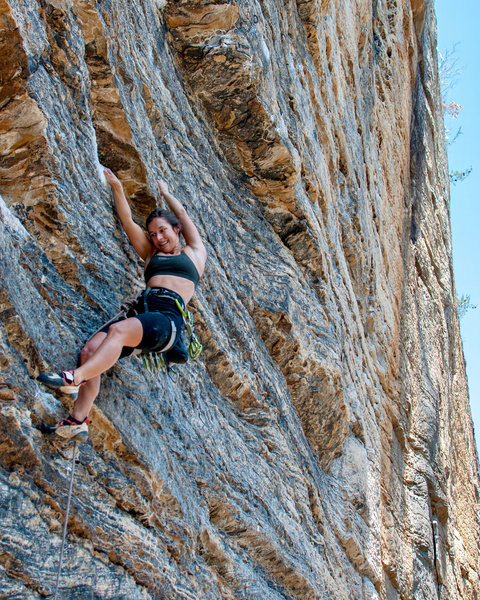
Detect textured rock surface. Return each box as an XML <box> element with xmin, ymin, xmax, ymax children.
<box><xmin>0</xmin><ymin>0</ymin><xmax>479</xmax><ymax>598</ymax></box>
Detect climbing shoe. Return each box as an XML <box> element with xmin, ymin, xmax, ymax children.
<box><xmin>37</xmin><ymin>370</ymin><xmax>84</xmax><ymax>394</ymax></box>
<box><xmin>39</xmin><ymin>415</ymin><xmax>91</xmax><ymax>442</ymax></box>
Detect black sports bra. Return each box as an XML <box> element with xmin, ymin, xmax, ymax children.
<box><xmin>144</xmin><ymin>251</ymin><xmax>200</xmax><ymax>286</ymax></box>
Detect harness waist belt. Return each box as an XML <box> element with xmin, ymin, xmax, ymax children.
<box><xmin>143</xmin><ymin>287</ymin><xmax>185</xmax><ymax>310</ymax></box>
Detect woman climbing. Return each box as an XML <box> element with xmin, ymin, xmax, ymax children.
<box><xmin>37</xmin><ymin>168</ymin><xmax>207</xmax><ymax>442</ymax></box>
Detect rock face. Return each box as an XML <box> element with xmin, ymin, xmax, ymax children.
<box><xmin>0</xmin><ymin>0</ymin><xmax>479</xmax><ymax>598</ymax></box>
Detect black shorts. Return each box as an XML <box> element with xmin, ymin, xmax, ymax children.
<box><xmin>98</xmin><ymin>289</ymin><xmax>184</xmax><ymax>359</ymax></box>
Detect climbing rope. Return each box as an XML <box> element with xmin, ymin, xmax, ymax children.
<box><xmin>52</xmin><ymin>442</ymin><xmax>78</xmax><ymax>600</ymax></box>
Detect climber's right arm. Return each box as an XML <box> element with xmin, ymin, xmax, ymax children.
<box><xmin>104</xmin><ymin>168</ymin><xmax>151</xmax><ymax>260</ymax></box>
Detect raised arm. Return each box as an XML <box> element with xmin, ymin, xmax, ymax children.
<box><xmin>157</xmin><ymin>179</ymin><xmax>207</xmax><ymax>266</ymax></box>
<box><xmin>104</xmin><ymin>168</ymin><xmax>151</xmax><ymax>260</ymax></box>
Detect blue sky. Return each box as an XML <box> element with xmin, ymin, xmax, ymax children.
<box><xmin>435</xmin><ymin>0</ymin><xmax>480</xmax><ymax>450</ymax></box>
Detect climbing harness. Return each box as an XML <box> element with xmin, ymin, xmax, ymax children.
<box><xmin>139</xmin><ymin>298</ymin><xmax>202</xmax><ymax>380</ymax></box>
<box><xmin>115</xmin><ymin>288</ymin><xmax>203</xmax><ymax>375</ymax></box>
<box><xmin>51</xmin><ymin>442</ymin><xmax>78</xmax><ymax>600</ymax></box>
<box><xmin>91</xmin><ymin>288</ymin><xmax>203</xmax><ymax>379</ymax></box>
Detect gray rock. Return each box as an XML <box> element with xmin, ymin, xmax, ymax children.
<box><xmin>0</xmin><ymin>0</ymin><xmax>478</xmax><ymax>598</ymax></box>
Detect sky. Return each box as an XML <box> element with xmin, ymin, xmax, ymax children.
<box><xmin>434</xmin><ymin>0</ymin><xmax>480</xmax><ymax>451</ymax></box>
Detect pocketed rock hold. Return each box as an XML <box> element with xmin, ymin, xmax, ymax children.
<box><xmin>0</xmin><ymin>0</ymin><xmax>479</xmax><ymax>599</ymax></box>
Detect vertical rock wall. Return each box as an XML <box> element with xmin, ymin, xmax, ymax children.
<box><xmin>0</xmin><ymin>0</ymin><xmax>479</xmax><ymax>598</ymax></box>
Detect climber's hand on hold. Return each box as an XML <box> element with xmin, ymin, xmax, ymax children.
<box><xmin>104</xmin><ymin>168</ymin><xmax>122</xmax><ymax>189</ymax></box>
<box><xmin>156</xmin><ymin>179</ymin><xmax>169</xmax><ymax>197</ymax></box>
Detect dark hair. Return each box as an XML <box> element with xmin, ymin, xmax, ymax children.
<box><xmin>145</xmin><ymin>208</ymin><xmax>183</xmax><ymax>233</ymax></box>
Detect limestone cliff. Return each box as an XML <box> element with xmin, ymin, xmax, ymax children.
<box><xmin>0</xmin><ymin>0</ymin><xmax>479</xmax><ymax>598</ymax></box>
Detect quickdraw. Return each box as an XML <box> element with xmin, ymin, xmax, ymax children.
<box><xmin>140</xmin><ymin>352</ymin><xmax>179</xmax><ymax>383</ymax></box>
<box><xmin>173</xmin><ymin>299</ymin><xmax>203</xmax><ymax>360</ymax></box>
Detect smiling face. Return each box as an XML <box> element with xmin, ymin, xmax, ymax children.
<box><xmin>147</xmin><ymin>217</ymin><xmax>180</xmax><ymax>253</ymax></box>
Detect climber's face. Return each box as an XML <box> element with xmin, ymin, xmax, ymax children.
<box><xmin>147</xmin><ymin>217</ymin><xmax>180</xmax><ymax>253</ymax></box>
